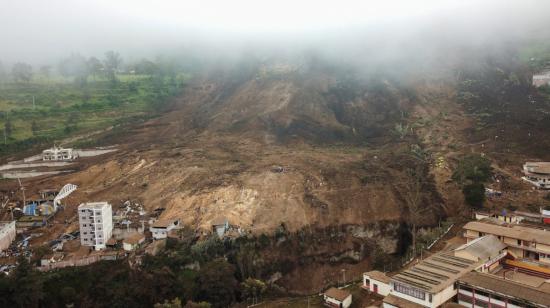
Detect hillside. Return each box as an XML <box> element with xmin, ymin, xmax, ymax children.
<box><xmin>4</xmin><ymin>52</ymin><xmax>550</xmax><ymax>292</ymax></box>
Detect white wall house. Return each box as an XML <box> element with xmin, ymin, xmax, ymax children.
<box><xmin>363</xmin><ymin>271</ymin><xmax>391</xmax><ymax>296</ymax></box>
<box><xmin>0</xmin><ymin>221</ymin><xmax>16</xmax><ymax>252</ymax></box>
<box><xmin>533</xmin><ymin>71</ymin><xmax>550</xmax><ymax>87</ymax></box>
<box><xmin>323</xmin><ymin>287</ymin><xmax>352</xmax><ymax>308</ymax></box>
<box><xmin>79</xmin><ymin>202</ymin><xmax>113</xmax><ymax>250</ymax></box>
<box><xmin>42</xmin><ymin>146</ymin><xmax>76</xmax><ymax>161</ymax></box>
<box><xmin>150</xmin><ymin>219</ymin><xmax>179</xmax><ymax>240</ymax></box>
<box><xmin>122</xmin><ymin>233</ymin><xmax>145</xmax><ymax>251</ymax></box>
<box><xmin>211</xmin><ymin>217</ymin><xmax>229</xmax><ymax>237</ymax></box>
<box><xmin>522</xmin><ymin>162</ymin><xmax>550</xmax><ymax>189</ymax></box>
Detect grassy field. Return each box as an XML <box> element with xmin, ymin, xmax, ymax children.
<box><xmin>0</xmin><ymin>73</ymin><xmax>189</xmax><ymax>156</ymax></box>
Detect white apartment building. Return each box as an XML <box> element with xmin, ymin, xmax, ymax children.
<box><xmin>42</xmin><ymin>146</ymin><xmax>76</xmax><ymax>161</ymax></box>
<box><xmin>78</xmin><ymin>202</ymin><xmax>113</xmax><ymax>250</ymax></box>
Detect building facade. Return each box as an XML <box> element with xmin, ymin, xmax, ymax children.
<box><xmin>323</xmin><ymin>287</ymin><xmax>352</xmax><ymax>308</ymax></box>
<box><xmin>463</xmin><ymin>221</ymin><xmax>550</xmax><ymax>265</ymax></box>
<box><xmin>457</xmin><ymin>272</ymin><xmax>550</xmax><ymax>308</ymax></box>
<box><xmin>42</xmin><ymin>146</ymin><xmax>76</xmax><ymax>161</ymax></box>
<box><xmin>150</xmin><ymin>219</ymin><xmax>179</xmax><ymax>240</ymax></box>
<box><xmin>0</xmin><ymin>221</ymin><xmax>16</xmax><ymax>252</ymax></box>
<box><xmin>79</xmin><ymin>202</ymin><xmax>113</xmax><ymax>250</ymax></box>
<box><xmin>522</xmin><ymin>162</ymin><xmax>550</xmax><ymax>189</ymax></box>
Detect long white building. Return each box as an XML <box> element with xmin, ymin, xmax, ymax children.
<box><xmin>78</xmin><ymin>202</ymin><xmax>113</xmax><ymax>250</ymax></box>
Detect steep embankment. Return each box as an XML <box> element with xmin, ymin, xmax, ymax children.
<box><xmin>45</xmin><ymin>68</ymin><xmax>445</xmax><ymax>234</ymax></box>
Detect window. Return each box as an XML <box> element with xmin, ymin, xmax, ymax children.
<box><xmin>393</xmin><ymin>282</ymin><xmax>426</xmax><ymax>300</ymax></box>
<box><xmin>83</xmin><ymin>224</ymin><xmax>86</xmax><ymax>227</ymax></box>
<box><xmin>517</xmin><ymin>239</ymin><xmax>521</xmax><ymax>246</ymax></box>
<box><xmin>429</xmin><ymin>294</ymin><xmax>432</xmax><ymax>303</ymax></box>
<box><xmin>475</xmin><ymin>289</ymin><xmax>489</xmax><ymax>297</ymax></box>
<box><xmin>458</xmin><ymin>294</ymin><xmax>473</xmax><ymax>304</ymax></box>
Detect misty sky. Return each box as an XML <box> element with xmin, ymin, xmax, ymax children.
<box><xmin>1</xmin><ymin>0</ymin><xmax>550</xmax><ymax>65</ymax></box>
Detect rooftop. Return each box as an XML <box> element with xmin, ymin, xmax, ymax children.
<box><xmin>152</xmin><ymin>219</ymin><xmax>178</xmax><ymax>228</ymax></box>
<box><xmin>383</xmin><ymin>294</ymin><xmax>425</xmax><ymax>308</ymax></box>
<box><xmin>78</xmin><ymin>202</ymin><xmax>111</xmax><ymax>210</ymax></box>
<box><xmin>454</xmin><ymin>235</ymin><xmax>506</xmax><ymax>261</ymax></box>
<box><xmin>211</xmin><ymin>216</ymin><xmax>228</xmax><ymax>226</ymax></box>
<box><xmin>324</xmin><ymin>287</ymin><xmax>351</xmax><ymax>301</ymax></box>
<box><xmin>365</xmin><ymin>270</ymin><xmax>392</xmax><ymax>284</ymax></box>
<box><xmin>463</xmin><ymin>221</ymin><xmax>550</xmax><ymax>246</ymax></box>
<box><xmin>524</xmin><ymin>162</ymin><xmax>550</xmax><ymax>175</ymax></box>
<box><xmin>459</xmin><ymin>272</ymin><xmax>550</xmax><ymax>307</ymax></box>
<box><xmin>391</xmin><ymin>251</ymin><xmax>479</xmax><ymax>293</ymax></box>
<box><xmin>123</xmin><ymin>233</ymin><xmax>145</xmax><ymax>245</ymax></box>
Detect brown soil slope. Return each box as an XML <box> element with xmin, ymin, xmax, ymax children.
<box><xmin>30</xmin><ymin>69</ymin><xmax>445</xmax><ymax>235</ymax></box>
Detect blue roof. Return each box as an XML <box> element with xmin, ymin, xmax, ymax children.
<box><xmin>23</xmin><ymin>204</ymin><xmax>37</xmax><ymax>216</ymax></box>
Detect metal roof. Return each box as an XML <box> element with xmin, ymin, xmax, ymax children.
<box><xmin>454</xmin><ymin>235</ymin><xmax>506</xmax><ymax>260</ymax></box>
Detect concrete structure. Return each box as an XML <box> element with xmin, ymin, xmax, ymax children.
<box><xmin>457</xmin><ymin>272</ymin><xmax>550</xmax><ymax>308</ymax></box>
<box><xmin>374</xmin><ymin>235</ymin><xmax>505</xmax><ymax>308</ymax></box>
<box><xmin>363</xmin><ymin>270</ymin><xmax>392</xmax><ymax>296</ymax></box>
<box><xmin>323</xmin><ymin>287</ymin><xmax>352</xmax><ymax>308</ymax></box>
<box><xmin>211</xmin><ymin>217</ymin><xmax>229</xmax><ymax>237</ymax></box>
<box><xmin>522</xmin><ymin>162</ymin><xmax>550</xmax><ymax>189</ymax></box>
<box><xmin>463</xmin><ymin>221</ymin><xmax>550</xmax><ymax>264</ymax></box>
<box><xmin>78</xmin><ymin>202</ymin><xmax>113</xmax><ymax>250</ymax></box>
<box><xmin>533</xmin><ymin>71</ymin><xmax>550</xmax><ymax>88</ymax></box>
<box><xmin>150</xmin><ymin>219</ymin><xmax>179</xmax><ymax>240</ymax></box>
<box><xmin>0</xmin><ymin>221</ymin><xmax>16</xmax><ymax>252</ymax></box>
<box><xmin>39</xmin><ymin>189</ymin><xmax>58</xmax><ymax>201</ymax></box>
<box><xmin>122</xmin><ymin>233</ymin><xmax>145</xmax><ymax>251</ymax></box>
<box><xmin>42</xmin><ymin>146</ymin><xmax>76</xmax><ymax>161</ymax></box>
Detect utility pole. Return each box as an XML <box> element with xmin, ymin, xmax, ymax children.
<box><xmin>32</xmin><ymin>95</ymin><xmax>35</xmax><ymax>109</ymax></box>
<box><xmin>341</xmin><ymin>269</ymin><xmax>346</xmax><ymax>286</ymax></box>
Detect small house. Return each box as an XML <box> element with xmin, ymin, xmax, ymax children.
<box><xmin>123</xmin><ymin>233</ymin><xmax>146</xmax><ymax>251</ymax></box>
<box><xmin>363</xmin><ymin>270</ymin><xmax>391</xmax><ymax>296</ymax></box>
<box><xmin>211</xmin><ymin>217</ymin><xmax>229</xmax><ymax>237</ymax></box>
<box><xmin>42</xmin><ymin>146</ymin><xmax>76</xmax><ymax>161</ymax></box>
<box><xmin>323</xmin><ymin>287</ymin><xmax>352</xmax><ymax>308</ymax></box>
<box><xmin>522</xmin><ymin>162</ymin><xmax>550</xmax><ymax>189</ymax></box>
<box><xmin>533</xmin><ymin>71</ymin><xmax>550</xmax><ymax>87</ymax></box>
<box><xmin>150</xmin><ymin>219</ymin><xmax>179</xmax><ymax>240</ymax></box>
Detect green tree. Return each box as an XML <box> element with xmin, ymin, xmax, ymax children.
<box><xmin>39</xmin><ymin>65</ymin><xmax>51</xmax><ymax>78</ymax></box>
<box><xmin>31</xmin><ymin>120</ymin><xmax>39</xmax><ymax>136</ymax></box>
<box><xmin>12</xmin><ymin>62</ymin><xmax>33</xmax><ymax>83</ymax></box>
<box><xmin>196</xmin><ymin>259</ymin><xmax>238</xmax><ymax>308</ymax></box>
<box><xmin>452</xmin><ymin>154</ymin><xmax>492</xmax><ymax>184</ymax></box>
<box><xmin>0</xmin><ymin>61</ymin><xmax>6</xmax><ymax>84</ymax></box>
<box><xmin>11</xmin><ymin>257</ymin><xmax>44</xmax><ymax>307</ymax></box>
<box><xmin>87</xmin><ymin>56</ymin><xmax>103</xmax><ymax>79</ymax></box>
<box><xmin>104</xmin><ymin>50</ymin><xmax>122</xmax><ymax>82</ymax></box>
<box><xmin>155</xmin><ymin>297</ymin><xmax>183</xmax><ymax>308</ymax></box>
<box><xmin>4</xmin><ymin>117</ymin><xmax>13</xmax><ymax>139</ymax></box>
<box><xmin>453</xmin><ymin>154</ymin><xmax>492</xmax><ymax>208</ymax></box>
<box><xmin>463</xmin><ymin>182</ymin><xmax>485</xmax><ymax>208</ymax></box>
<box><xmin>241</xmin><ymin>278</ymin><xmax>267</xmax><ymax>305</ymax></box>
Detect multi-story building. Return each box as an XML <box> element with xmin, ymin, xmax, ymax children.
<box><xmin>42</xmin><ymin>146</ymin><xmax>76</xmax><ymax>161</ymax></box>
<box><xmin>463</xmin><ymin>221</ymin><xmax>550</xmax><ymax>265</ymax></box>
<box><xmin>78</xmin><ymin>202</ymin><xmax>113</xmax><ymax>250</ymax></box>
<box><xmin>457</xmin><ymin>271</ymin><xmax>550</xmax><ymax>308</ymax></box>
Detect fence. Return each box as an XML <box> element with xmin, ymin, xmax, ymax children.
<box><xmin>38</xmin><ymin>254</ymin><xmax>121</xmax><ymax>271</ymax></box>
